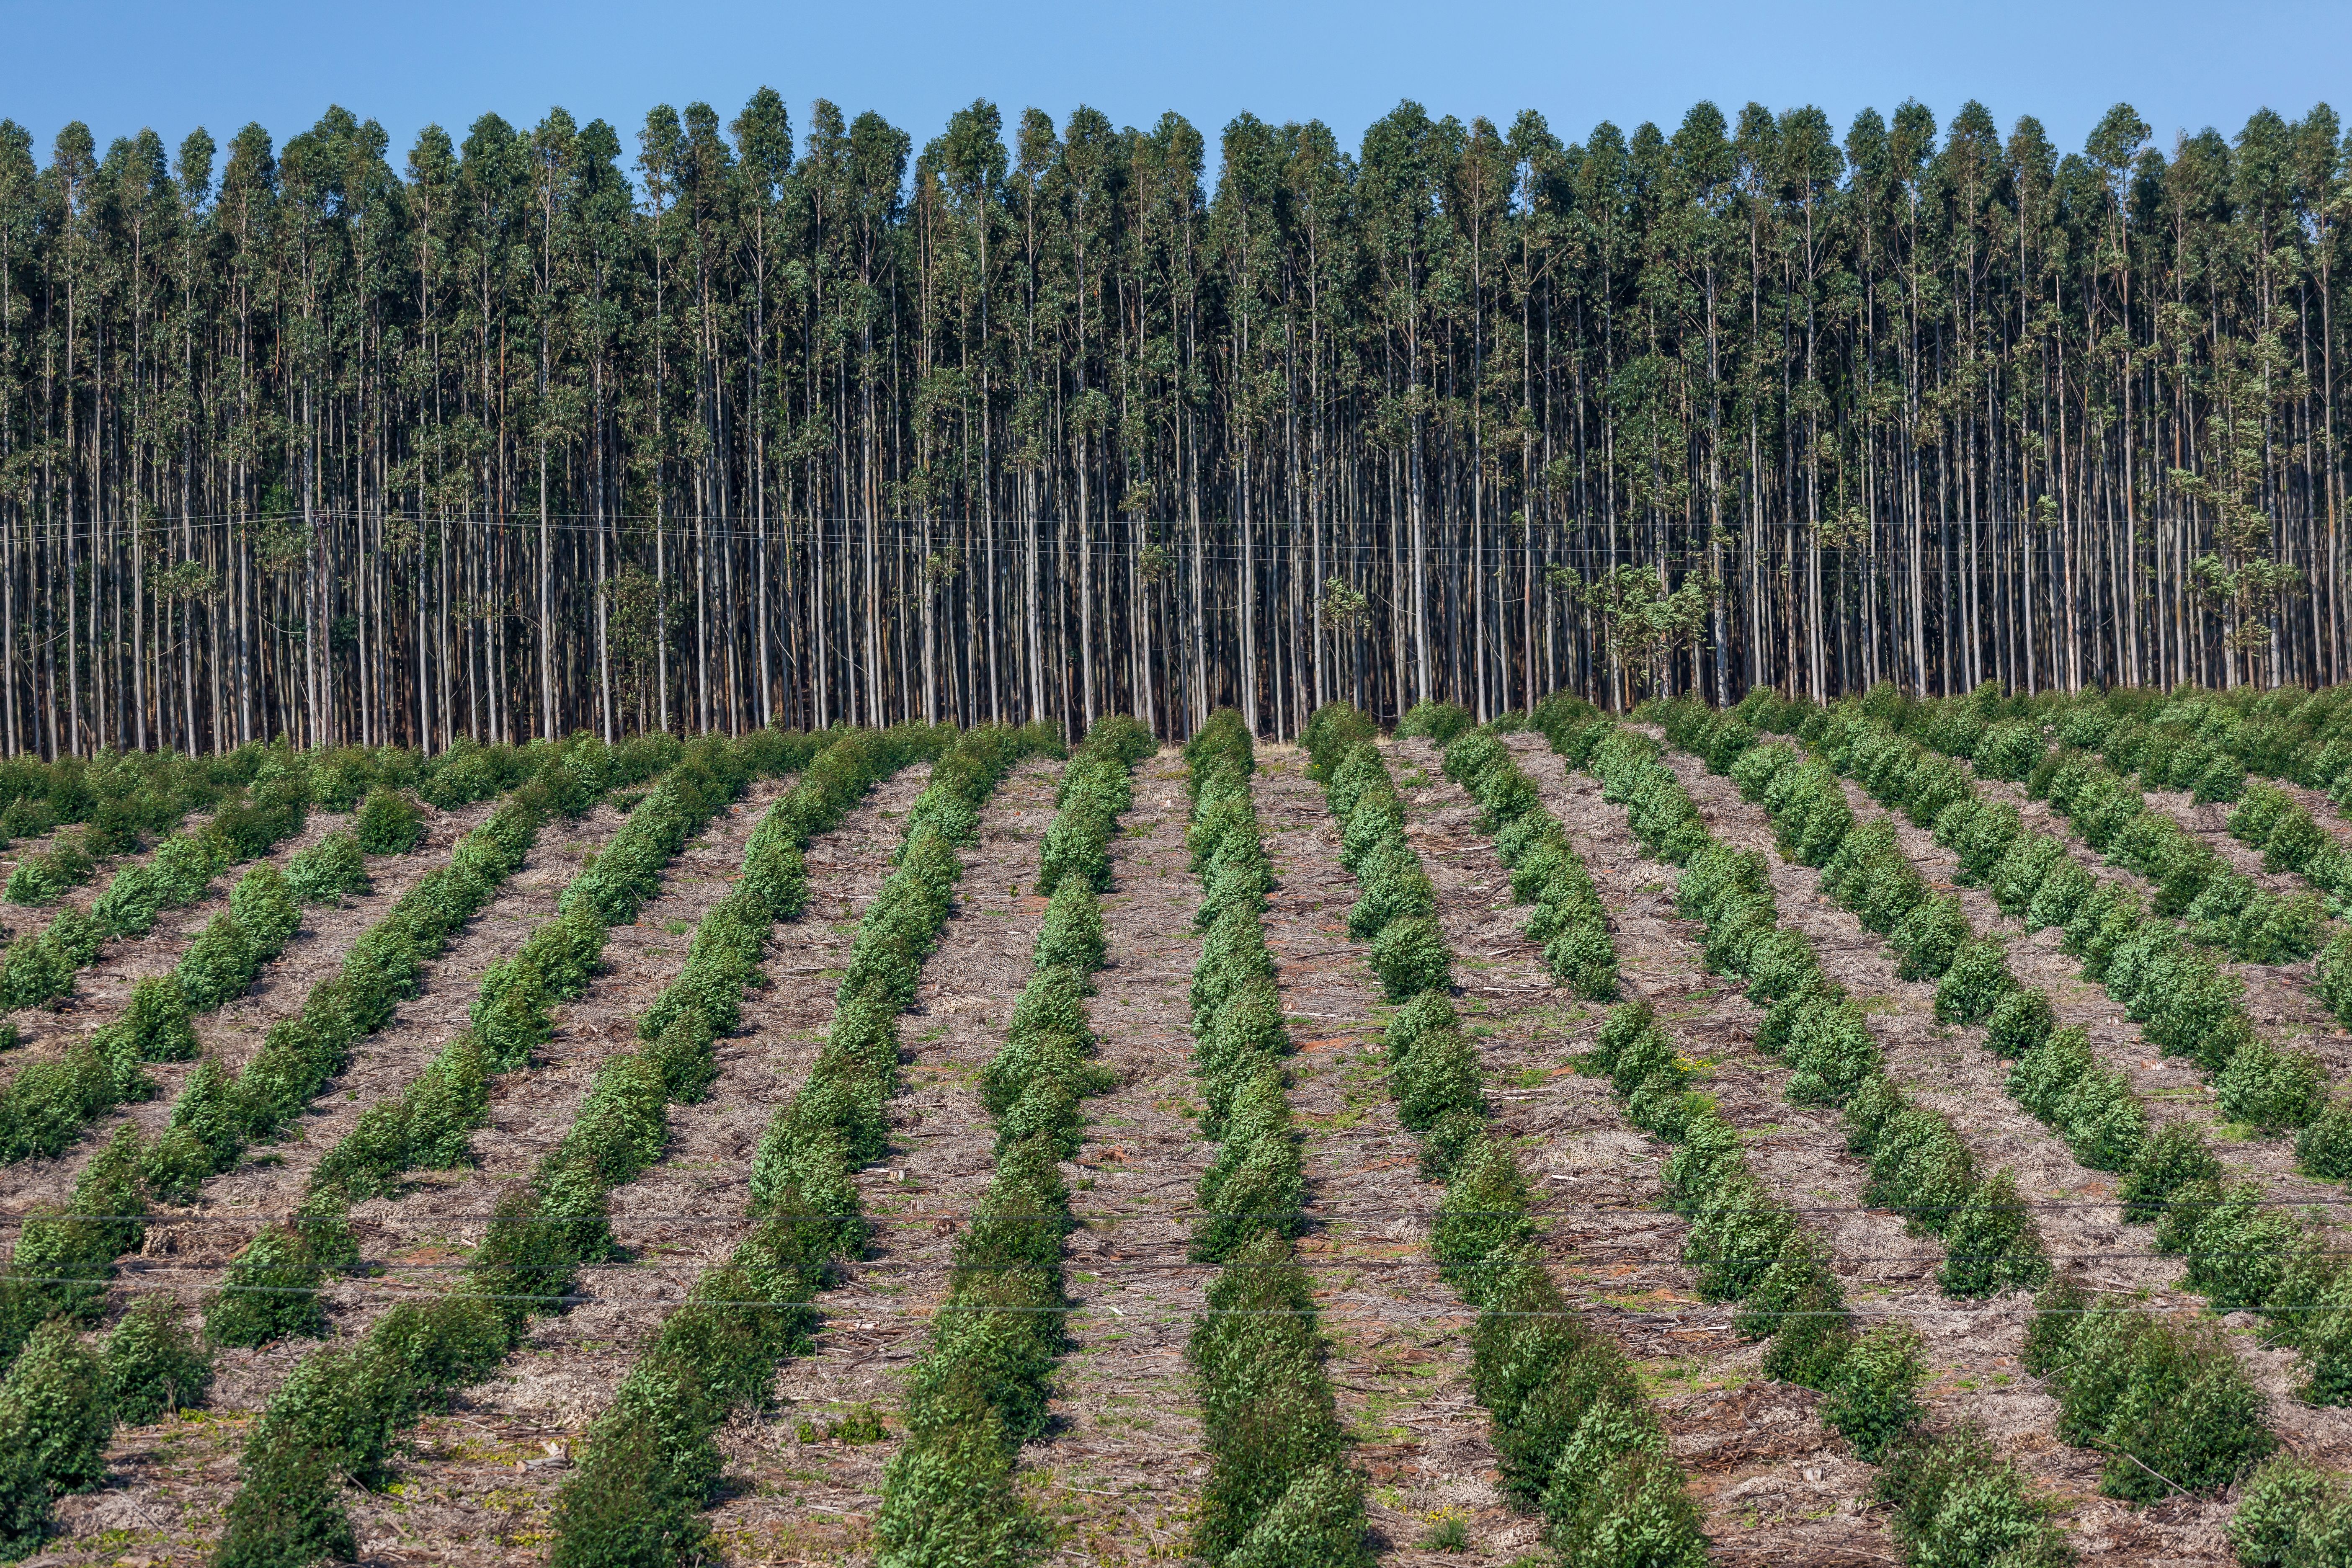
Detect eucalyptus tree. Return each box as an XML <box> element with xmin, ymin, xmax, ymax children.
<box><xmin>1357</xmin><ymin>100</ymin><xmax>1461</xmax><ymax>704</ymax></box>
<box><xmin>7</xmin><ymin>87</ymin><xmax>2352</xmax><ymax>756</ymax></box>
<box><xmin>732</xmin><ymin>87</ymin><xmax>791</xmax><ymax>727</ymax></box>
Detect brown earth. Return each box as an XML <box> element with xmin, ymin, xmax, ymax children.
<box><xmin>1950</xmin><ymin>767</ymin><xmax>2342</xmax><ymax>1063</ymax></box>
<box><xmin>1395</xmin><ymin>733</ymin><xmax>1894</xmax><ymax>1565</ymax></box>
<box><xmin>333</xmin><ymin>763</ymin><xmax>940</xmax><ymax>1565</ymax></box>
<box><xmin>1247</xmin><ymin>748</ymin><xmax>1512</xmax><ymax>1565</ymax></box>
<box><xmin>1783</xmin><ymin>737</ymin><xmax>2347</xmax><ymax>1218</ymax></box>
<box><xmin>27</xmin><ymin>777</ymin><xmax>788</xmax><ymax>1564</ymax></box>
<box><xmin>17</xmin><ymin>731</ymin><xmax>2347</xmax><ymax>1568</ymax></box>
<box><xmin>1026</xmin><ymin>753</ymin><xmax>1214</xmax><ymax>1568</ymax></box>
<box><xmin>696</xmin><ymin>758</ymin><xmax>1064</xmax><ymax>1564</ymax></box>
<box><xmin>1633</xmin><ymin>734</ymin><xmax>2352</xmax><ymax>1562</ymax></box>
<box><xmin>0</xmin><ymin>801</ymin><xmax>476</xmax><ymax>1212</ymax></box>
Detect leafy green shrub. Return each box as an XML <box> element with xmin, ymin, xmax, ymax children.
<box><xmin>2229</xmin><ymin>1453</ymin><xmax>2352</xmax><ymax>1567</ymax></box>
<box><xmin>1983</xmin><ymin>986</ymin><xmax>2054</xmax><ymax>1059</ymax></box>
<box><xmin>2217</xmin><ymin>1037</ymin><xmax>2327</xmax><ymax>1132</ymax></box>
<box><xmin>1303</xmin><ymin>703</ymin><xmax>1380</xmax><ymax>780</ymax></box>
<box><xmin>1875</xmin><ymin>1423</ymin><xmax>2071</xmax><ymax>1568</ymax></box>
<box><xmin>1974</xmin><ymin>719</ymin><xmax>2047</xmax><ymax>782</ymax></box>
<box><xmin>105</xmin><ymin>1296</ymin><xmax>213</xmax><ymax>1423</ymax></box>
<box><xmin>2298</xmin><ymin>1097</ymin><xmax>2352</xmax><ymax>1180</ymax></box>
<box><xmin>230</xmin><ymin>863</ymin><xmax>300</xmax><ymax>954</ymax></box>
<box><xmin>4</xmin><ymin>833</ymin><xmax>93</xmax><ymax>907</ymax></box>
<box><xmin>285</xmin><ymin>831</ymin><xmax>369</xmax><ymax>905</ymax></box>
<box><xmin>0</xmin><ymin>1032</ymin><xmax>148</xmax><ymax>1164</ymax></box>
<box><xmin>1188</xmin><ymin>1236</ymin><xmax>1359</xmax><ymax>1563</ymax></box>
<box><xmin>1938</xmin><ymin>1169</ymin><xmax>2050</xmax><ymax>1297</ymax></box>
<box><xmin>1398</xmin><ymin>700</ymin><xmax>1473</xmax><ymax>744</ymax></box>
<box><xmin>0</xmin><ymin>1319</ymin><xmax>110</xmax><ymax>1555</ymax></box>
<box><xmin>205</xmin><ymin>1224</ymin><xmax>334</xmax><ymax>1347</ymax></box>
<box><xmin>121</xmin><ymin>974</ymin><xmax>198</xmax><ymax>1062</ymax></box>
<box><xmin>1933</xmin><ymin>939</ymin><xmax>2015</xmax><ymax>1025</ymax></box>
<box><xmin>1820</xmin><ymin>1324</ymin><xmax>1924</xmax><ymax>1462</ymax></box>
<box><xmin>354</xmin><ymin>788</ymin><xmax>424</xmax><ymax>855</ymax></box>
<box><xmin>173</xmin><ymin>912</ymin><xmax>257</xmax><ymax>1012</ymax></box>
<box><xmin>1368</xmin><ymin>914</ymin><xmax>1452</xmax><ymax>1001</ymax></box>
<box><xmin>2041</xmin><ymin>1300</ymin><xmax>2273</xmax><ymax>1499</ymax></box>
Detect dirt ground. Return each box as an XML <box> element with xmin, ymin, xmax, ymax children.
<box><xmin>1240</xmin><ymin>748</ymin><xmax>1511</xmax><ymax>1565</ymax></box>
<box><xmin>28</xmin><ymin>777</ymin><xmax>788</xmax><ymax>1564</ymax></box>
<box><xmin>1635</xmin><ymin>732</ymin><xmax>2352</xmax><ymax>1563</ymax></box>
<box><xmin>1786</xmin><ymin>739</ymin><xmax>2349</xmax><ymax>1217</ymax></box>
<box><xmin>331</xmin><ymin>763</ymin><xmax>941</xmax><ymax>1565</ymax></box>
<box><xmin>0</xmin><ymin>801</ymin><xmax>489</xmax><ymax>1213</ymax></box>
<box><xmin>696</xmin><ymin>758</ymin><xmax>1065</xmax><ymax>1564</ymax></box>
<box><xmin>1380</xmin><ymin>734</ymin><xmax>1889</xmax><ymax>1566</ymax></box>
<box><xmin>1956</xmin><ymin>767</ymin><xmax>2344</xmax><ymax>1062</ymax></box>
<box><xmin>14</xmin><ymin>731</ymin><xmax>2348</xmax><ymax>1568</ymax></box>
<box><xmin>1023</xmin><ymin>754</ymin><xmax>1214</xmax><ymax>1568</ymax></box>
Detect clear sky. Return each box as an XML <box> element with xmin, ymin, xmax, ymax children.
<box><xmin>6</xmin><ymin>0</ymin><xmax>2349</xmax><ymax>175</ymax></box>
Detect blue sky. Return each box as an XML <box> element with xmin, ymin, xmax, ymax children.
<box><xmin>6</xmin><ymin>0</ymin><xmax>2348</xmax><ymax>175</ymax></box>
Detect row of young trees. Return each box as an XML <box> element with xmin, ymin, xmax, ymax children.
<box><xmin>1</xmin><ymin>88</ymin><xmax>2348</xmax><ymax>755</ymax></box>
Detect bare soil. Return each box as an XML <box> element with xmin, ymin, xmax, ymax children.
<box><xmin>28</xmin><ymin>780</ymin><xmax>784</xmax><ymax>1565</ymax></box>
<box><xmin>19</xmin><ymin>734</ymin><xmax>2345</xmax><ymax>1568</ymax></box>
<box><xmin>0</xmin><ymin>802</ymin><xmax>450</xmax><ymax>1212</ymax></box>
<box><xmin>1640</xmin><ymin>736</ymin><xmax>2352</xmax><ymax>1562</ymax></box>
<box><xmin>1027</xmin><ymin>754</ymin><xmax>1215</xmax><ymax>1568</ymax></box>
<box><xmin>1387</xmin><ymin>733</ymin><xmax>1891</xmax><ymax>1565</ymax></box>
<box><xmin>1955</xmin><ymin>769</ymin><xmax>2342</xmax><ymax>1062</ymax></box>
<box><xmin>330</xmin><ymin>764</ymin><xmax>940</xmax><ymax>1565</ymax></box>
<box><xmin>696</xmin><ymin>759</ymin><xmax>1064</xmax><ymax>1565</ymax></box>
<box><xmin>1787</xmin><ymin>740</ymin><xmax>2347</xmax><ymax>1220</ymax></box>
<box><xmin>1243</xmin><ymin>748</ymin><xmax>1509</xmax><ymax>1564</ymax></box>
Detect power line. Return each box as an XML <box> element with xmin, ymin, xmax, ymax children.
<box><xmin>17</xmin><ymin>1192</ymin><xmax>2352</xmax><ymax>1225</ymax></box>
<box><xmin>13</xmin><ymin>1272</ymin><xmax>2297</xmax><ymax>1325</ymax></box>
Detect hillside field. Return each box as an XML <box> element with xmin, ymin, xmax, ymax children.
<box><xmin>3</xmin><ymin>682</ymin><xmax>2352</xmax><ymax>1566</ymax></box>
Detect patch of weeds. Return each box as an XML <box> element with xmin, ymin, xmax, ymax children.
<box><xmin>1420</xmin><ymin>1510</ymin><xmax>1471</xmax><ymax>1551</ymax></box>
<box><xmin>797</xmin><ymin>1403</ymin><xmax>890</xmax><ymax>1445</ymax></box>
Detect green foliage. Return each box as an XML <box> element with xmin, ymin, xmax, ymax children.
<box><xmin>284</xmin><ymin>831</ymin><xmax>369</xmax><ymax>905</ymax></box>
<box><xmin>1397</xmin><ymin>700</ymin><xmax>1474</xmax><ymax>744</ymax></box>
<box><xmin>1875</xmin><ymin>1424</ymin><xmax>2073</xmax><ymax>1568</ymax></box>
<box><xmin>2216</xmin><ymin>1037</ymin><xmax>2327</xmax><ymax>1132</ymax></box>
<box><xmin>173</xmin><ymin>913</ymin><xmax>257</xmax><ymax>1011</ymax></box>
<box><xmin>1933</xmin><ymin>939</ymin><xmax>2016</xmax><ymax>1026</ymax></box>
<box><xmin>1187</xmin><ymin>1236</ymin><xmax>1364</xmax><ymax>1565</ymax></box>
<box><xmin>2040</xmin><ymin>1299</ymin><xmax>2274</xmax><ymax>1499</ymax></box>
<box><xmin>2229</xmin><ymin>1454</ymin><xmax>2352</xmax><ymax>1568</ymax></box>
<box><xmin>4</xmin><ymin>831</ymin><xmax>94</xmax><ymax>907</ymax></box>
<box><xmin>1820</xmin><ymin>1324</ymin><xmax>1925</xmax><ymax>1462</ymax></box>
<box><xmin>204</xmin><ymin>1223</ymin><xmax>335</xmax><ymax>1348</ymax></box>
<box><xmin>353</xmin><ymin>788</ymin><xmax>425</xmax><ymax>855</ymax></box>
<box><xmin>2117</xmin><ymin>1121</ymin><xmax>2220</xmax><ymax>1225</ymax></box>
<box><xmin>0</xmin><ymin>1320</ymin><xmax>110</xmax><ymax>1555</ymax></box>
<box><xmin>1033</xmin><ymin>876</ymin><xmax>1105</xmax><ymax>974</ymax></box>
<box><xmin>545</xmin><ymin>726</ymin><xmax>1044</xmax><ymax>1568</ymax></box>
<box><xmin>105</xmin><ymin>1296</ymin><xmax>213</xmax><ymax>1424</ymax></box>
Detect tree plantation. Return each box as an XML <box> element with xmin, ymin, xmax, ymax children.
<box><xmin>6</xmin><ymin>681</ymin><xmax>2352</xmax><ymax>1565</ymax></box>
<box><xmin>0</xmin><ymin>90</ymin><xmax>2347</xmax><ymax>753</ymax></box>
